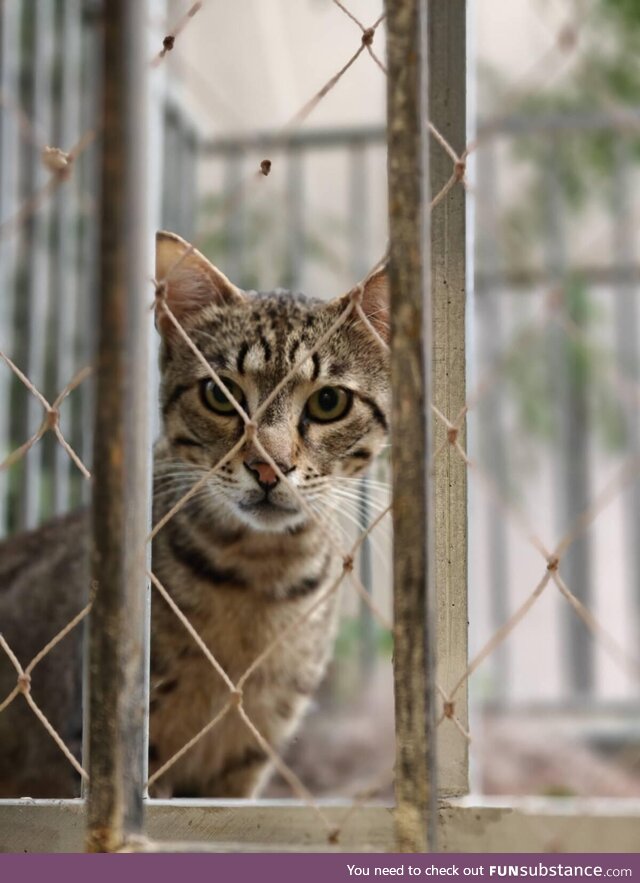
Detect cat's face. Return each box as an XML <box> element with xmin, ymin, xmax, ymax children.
<box><xmin>155</xmin><ymin>232</ymin><xmax>389</xmax><ymax>534</ymax></box>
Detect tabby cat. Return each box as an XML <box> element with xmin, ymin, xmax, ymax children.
<box><xmin>0</xmin><ymin>231</ymin><xmax>390</xmax><ymax>798</ymax></box>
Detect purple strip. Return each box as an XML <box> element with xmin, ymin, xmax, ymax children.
<box><xmin>1</xmin><ymin>853</ymin><xmax>640</xmax><ymax>883</ymax></box>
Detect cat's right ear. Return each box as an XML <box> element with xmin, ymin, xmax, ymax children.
<box><xmin>155</xmin><ymin>231</ymin><xmax>244</xmax><ymax>337</ymax></box>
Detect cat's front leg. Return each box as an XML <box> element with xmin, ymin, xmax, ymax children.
<box><xmin>198</xmin><ymin>743</ymin><xmax>272</xmax><ymax>797</ymax></box>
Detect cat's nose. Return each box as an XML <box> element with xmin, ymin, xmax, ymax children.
<box><xmin>243</xmin><ymin>459</ymin><xmax>293</xmax><ymax>491</ymax></box>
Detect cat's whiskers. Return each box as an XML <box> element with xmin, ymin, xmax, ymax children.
<box><xmin>153</xmin><ymin>470</ymin><xmax>202</xmax><ymax>484</ymax></box>
<box><xmin>299</xmin><ymin>478</ymin><xmax>391</xmax><ymax>534</ymax></box>
<box><xmin>298</xmin><ymin>478</ymin><xmax>335</xmax><ymax>505</ymax></box>
<box><xmin>153</xmin><ymin>470</ymin><xmax>240</xmax><ymax>509</ymax></box>
<box><xmin>156</xmin><ymin>459</ymin><xmax>230</xmax><ymax>477</ymax></box>
<box><xmin>308</xmin><ymin>499</ymin><xmax>352</xmax><ymax>549</ymax></box>
<box><xmin>325</xmin><ymin>494</ymin><xmax>389</xmax><ymax>564</ymax></box>
<box><xmin>330</xmin><ymin>478</ymin><xmax>391</xmax><ymax>497</ymax></box>
<box><xmin>334</xmin><ymin>475</ymin><xmax>391</xmax><ymax>491</ymax></box>
<box><xmin>331</xmin><ymin>483</ymin><xmax>391</xmax><ymax>505</ymax></box>
<box><xmin>330</xmin><ymin>494</ymin><xmax>390</xmax><ymax>533</ymax></box>
<box><xmin>153</xmin><ymin>487</ymin><xmax>198</xmax><ymax>505</ymax></box>
<box><xmin>154</xmin><ymin>472</ymin><xmax>214</xmax><ymax>486</ymax></box>
<box><xmin>311</xmin><ymin>499</ymin><xmax>388</xmax><ymax>580</ymax></box>
<box><xmin>304</xmin><ymin>476</ymin><xmax>391</xmax><ymax>498</ymax></box>
<box><xmin>153</xmin><ymin>478</ymin><xmax>201</xmax><ymax>494</ymax></box>
<box><xmin>302</xmin><ymin>476</ymin><xmax>332</xmax><ymax>490</ymax></box>
<box><xmin>327</xmin><ymin>491</ymin><xmax>391</xmax><ymax>521</ymax></box>
<box><xmin>153</xmin><ymin>484</ymin><xmax>229</xmax><ymax>523</ymax></box>
<box><xmin>309</xmin><ymin>490</ymin><xmax>384</xmax><ymax>553</ymax></box>
<box><xmin>153</xmin><ymin>475</ymin><xmax>208</xmax><ymax>493</ymax></box>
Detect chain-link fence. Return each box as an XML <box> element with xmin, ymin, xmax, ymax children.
<box><xmin>1</xmin><ymin>0</ymin><xmax>640</xmax><ymax>855</ymax></box>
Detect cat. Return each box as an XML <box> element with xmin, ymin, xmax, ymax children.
<box><xmin>0</xmin><ymin>231</ymin><xmax>390</xmax><ymax>799</ymax></box>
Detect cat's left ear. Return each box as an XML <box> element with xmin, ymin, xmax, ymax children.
<box><xmin>155</xmin><ymin>230</ymin><xmax>244</xmax><ymax>337</ymax></box>
<box><xmin>345</xmin><ymin>265</ymin><xmax>389</xmax><ymax>341</ymax></box>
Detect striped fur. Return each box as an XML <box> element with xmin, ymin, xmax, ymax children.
<box><xmin>0</xmin><ymin>232</ymin><xmax>389</xmax><ymax>799</ymax></box>
<box><xmin>148</xmin><ymin>232</ymin><xmax>390</xmax><ymax>797</ymax></box>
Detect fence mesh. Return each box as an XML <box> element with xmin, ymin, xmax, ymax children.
<box><xmin>0</xmin><ymin>0</ymin><xmax>639</xmax><ymax>853</ymax></box>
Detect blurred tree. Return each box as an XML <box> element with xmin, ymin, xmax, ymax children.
<box><xmin>478</xmin><ymin>0</ymin><xmax>640</xmax><ymax>697</ymax></box>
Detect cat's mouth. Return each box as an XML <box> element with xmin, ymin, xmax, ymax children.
<box><xmin>236</xmin><ymin>495</ymin><xmax>304</xmax><ymax>532</ymax></box>
<box><xmin>239</xmin><ymin>497</ymin><xmax>297</xmax><ymax>514</ymax></box>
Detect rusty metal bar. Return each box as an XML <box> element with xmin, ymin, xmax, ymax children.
<box><xmin>87</xmin><ymin>0</ymin><xmax>149</xmax><ymax>853</ymax></box>
<box><xmin>386</xmin><ymin>0</ymin><xmax>437</xmax><ymax>853</ymax></box>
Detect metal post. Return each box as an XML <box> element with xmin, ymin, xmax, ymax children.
<box><xmin>386</xmin><ymin>0</ymin><xmax>437</xmax><ymax>853</ymax></box>
<box><xmin>77</xmin><ymin>1</ymin><xmax>101</xmax><ymax>503</ymax></box>
<box><xmin>429</xmin><ymin>0</ymin><xmax>468</xmax><ymax>796</ymax></box>
<box><xmin>87</xmin><ymin>0</ymin><xmax>149</xmax><ymax>853</ymax></box>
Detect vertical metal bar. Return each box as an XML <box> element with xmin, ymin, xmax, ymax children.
<box><xmin>476</xmin><ymin>141</ymin><xmax>509</xmax><ymax>705</ymax></box>
<box><xmin>79</xmin><ymin>0</ymin><xmax>102</xmax><ymax>797</ymax></box>
<box><xmin>545</xmin><ymin>138</ymin><xmax>593</xmax><ymax>699</ymax></box>
<box><xmin>611</xmin><ymin>140</ymin><xmax>640</xmax><ymax>666</ymax></box>
<box><xmin>20</xmin><ymin>0</ymin><xmax>56</xmax><ymax>530</ymax></box>
<box><xmin>429</xmin><ymin>0</ymin><xmax>469</xmax><ymax>797</ymax></box>
<box><xmin>52</xmin><ymin>0</ymin><xmax>83</xmax><ymax>516</ymax></box>
<box><xmin>0</xmin><ymin>0</ymin><xmax>21</xmax><ymax>537</ymax></box>
<box><xmin>285</xmin><ymin>146</ymin><xmax>304</xmax><ymax>291</ymax></box>
<box><xmin>386</xmin><ymin>0</ymin><xmax>437</xmax><ymax>853</ymax></box>
<box><xmin>87</xmin><ymin>0</ymin><xmax>149</xmax><ymax>852</ymax></box>
<box><xmin>348</xmin><ymin>140</ymin><xmax>375</xmax><ymax>677</ymax></box>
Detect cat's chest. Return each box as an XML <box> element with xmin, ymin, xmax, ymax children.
<box><xmin>151</xmin><ymin>572</ymin><xmax>339</xmax><ymax>682</ymax></box>
<box><xmin>148</xmin><ymin>579</ymin><xmax>341</xmax><ymax>791</ymax></box>
<box><xmin>148</xmin><ymin>520</ymin><xmax>342</xmax><ymax>784</ymax></box>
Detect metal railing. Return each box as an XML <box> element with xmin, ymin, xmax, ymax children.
<box><xmin>473</xmin><ymin>110</ymin><xmax>640</xmax><ymax>714</ymax></box>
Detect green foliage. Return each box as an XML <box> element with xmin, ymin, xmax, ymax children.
<box><xmin>334</xmin><ymin>615</ymin><xmax>392</xmax><ymax>661</ymax></box>
<box><xmin>483</xmin><ymin>0</ymin><xmax>640</xmax><ymax>463</ymax></box>
<box><xmin>503</xmin><ymin>278</ymin><xmax>627</xmax><ymax>454</ymax></box>
<box><xmin>492</xmin><ymin>0</ymin><xmax>640</xmax><ymax>213</ymax></box>
<box><xmin>601</xmin><ymin>0</ymin><xmax>640</xmax><ymax>27</ymax></box>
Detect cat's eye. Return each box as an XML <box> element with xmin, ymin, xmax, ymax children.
<box><xmin>305</xmin><ymin>386</ymin><xmax>352</xmax><ymax>423</ymax></box>
<box><xmin>200</xmin><ymin>377</ymin><xmax>244</xmax><ymax>415</ymax></box>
